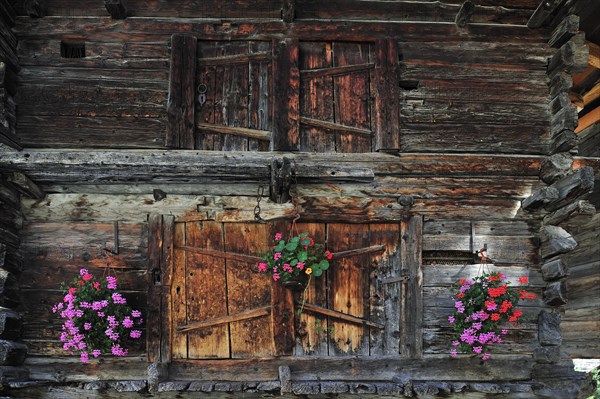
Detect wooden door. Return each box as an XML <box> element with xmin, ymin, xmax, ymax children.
<box><xmin>161</xmin><ymin>218</ymin><xmax>422</xmax><ymax>360</ymax></box>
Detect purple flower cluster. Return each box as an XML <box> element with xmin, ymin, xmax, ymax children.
<box><xmin>52</xmin><ymin>269</ymin><xmax>143</xmax><ymax>363</ymax></box>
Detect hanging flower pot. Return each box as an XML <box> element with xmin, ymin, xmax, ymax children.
<box><xmin>256</xmin><ymin>232</ymin><xmax>332</xmax><ymax>288</ymax></box>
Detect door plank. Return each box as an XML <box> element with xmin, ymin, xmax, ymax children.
<box><xmin>171</xmin><ymin>222</ymin><xmax>187</xmax><ymax>359</ymax></box>
<box><xmin>328</xmin><ymin>223</ymin><xmax>370</xmax><ymax>355</ymax></box>
<box><xmin>186</xmin><ymin>221</ymin><xmax>230</xmax><ymax>359</ymax></box>
<box><xmin>225</xmin><ymin>223</ymin><xmax>274</xmax><ymax>358</ymax></box>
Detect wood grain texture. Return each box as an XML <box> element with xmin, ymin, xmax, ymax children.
<box><xmin>171</xmin><ymin>222</ymin><xmax>187</xmax><ymax>359</ymax></box>
<box><xmin>272</xmin><ymin>39</ymin><xmax>299</xmax><ymax>151</ymax></box>
<box><xmin>400</xmin><ymin>215</ymin><xmax>423</xmax><ymax>358</ymax></box>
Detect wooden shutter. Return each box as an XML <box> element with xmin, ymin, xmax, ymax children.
<box><xmin>298</xmin><ymin>41</ymin><xmax>374</xmax><ymax>153</ymax></box>
<box><xmin>195</xmin><ymin>41</ymin><xmax>272</xmax><ymax>151</ymax></box>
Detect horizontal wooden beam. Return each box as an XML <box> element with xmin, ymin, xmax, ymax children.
<box><xmin>588</xmin><ymin>41</ymin><xmax>600</xmax><ymax>69</ymax></box>
<box><xmin>331</xmin><ymin>245</ymin><xmax>386</xmax><ymax>260</ymax></box>
<box><xmin>0</xmin><ymin>150</ymin><xmax>544</xmax><ymax>186</ymax></box>
<box><xmin>178</xmin><ymin>246</ymin><xmax>262</xmax><ymax>264</ymax></box>
<box><xmin>300</xmin><ymin>117</ymin><xmax>373</xmax><ymax>136</ymax></box>
<box><xmin>300</xmin><ymin>63</ymin><xmax>374</xmax><ymax>80</ymax></box>
<box><xmin>299</xmin><ymin>302</ymin><xmax>384</xmax><ymax>329</ymax></box>
<box><xmin>197</xmin><ymin>52</ymin><xmax>272</xmax><ymax>66</ymax></box>
<box><xmin>196</xmin><ymin>123</ymin><xmax>271</xmax><ymax>141</ymax></box>
<box><xmin>575</xmin><ymin>105</ymin><xmax>600</xmax><ymax>133</ymax></box>
<box><xmin>177</xmin><ymin>306</ymin><xmax>271</xmax><ymax>333</ymax></box>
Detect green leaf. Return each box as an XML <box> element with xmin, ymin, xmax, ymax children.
<box><xmin>290</xmin><ymin>259</ymin><xmax>298</xmax><ymax>266</ymax></box>
<box><xmin>298</xmin><ymin>232</ymin><xmax>309</xmax><ymax>238</ymax></box>
<box><xmin>285</xmin><ymin>241</ymin><xmax>298</xmax><ymax>251</ymax></box>
<box><xmin>290</xmin><ymin>236</ymin><xmax>300</xmax><ymax>243</ymax></box>
<box><xmin>313</xmin><ymin>269</ymin><xmax>323</xmax><ymax>277</ymax></box>
<box><xmin>275</xmin><ymin>242</ymin><xmax>285</xmax><ymax>252</ymax></box>
<box><xmin>319</xmin><ymin>260</ymin><xmax>329</xmax><ymax>270</ymax></box>
<box><xmin>298</xmin><ymin>250</ymin><xmax>307</xmax><ymax>263</ymax></box>
<box><xmin>300</xmin><ymin>238</ymin><xmax>311</xmax><ymax>246</ymax></box>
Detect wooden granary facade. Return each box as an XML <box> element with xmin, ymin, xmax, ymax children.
<box><xmin>0</xmin><ymin>0</ymin><xmax>599</xmax><ymax>397</ymax></box>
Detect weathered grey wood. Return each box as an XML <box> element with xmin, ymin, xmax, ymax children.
<box><xmin>543</xmin><ymin>281</ymin><xmax>568</xmax><ymax>307</ymax></box>
<box><xmin>521</xmin><ymin>186</ymin><xmax>559</xmax><ymax>211</ymax></box>
<box><xmin>550</xmin><ymin>106</ymin><xmax>578</xmax><ymax>138</ymax></box>
<box><xmin>538</xmin><ymin>310</ymin><xmax>561</xmax><ymax>345</ymax></box>
<box><xmin>549</xmin><ymin>92</ymin><xmax>571</xmax><ymax>115</ymax></box>
<box><xmin>166</xmin><ymin>34</ymin><xmax>197</xmax><ymax>149</ymax></box>
<box><xmin>549</xmin><ymin>72</ymin><xmax>573</xmax><ymax>99</ymax></box>
<box><xmin>0</xmin><ymin>63</ymin><xmax>16</xmax><ymax>96</ymax></box>
<box><xmin>541</xmin><ymin>258</ymin><xmax>568</xmax><ymax>281</ymax></box>
<box><xmin>534</xmin><ymin>345</ymin><xmax>560</xmax><ymax>363</ymax></box>
<box><xmin>578</xmin><ymin>122</ymin><xmax>600</xmax><ymax>157</ymax></box>
<box><xmin>104</xmin><ymin>0</ymin><xmax>127</xmax><ymax>19</ymax></box>
<box><xmin>527</xmin><ymin>0</ymin><xmax>562</xmax><ymax>28</ymax></box>
<box><xmin>6</xmin><ymin>171</ymin><xmax>44</xmax><ymax>200</ymax></box>
<box><xmin>279</xmin><ymin>365</ymin><xmax>292</xmax><ymax>394</ymax></box>
<box><xmin>541</xmin><ymin>153</ymin><xmax>573</xmax><ymax>184</ymax></box>
<box><xmin>549</xmin><ymin>129</ymin><xmax>577</xmax><ymax>154</ymax></box>
<box><xmin>454</xmin><ymin>1</ymin><xmax>475</xmax><ymax>27</ymax></box>
<box><xmin>547</xmin><ymin>34</ymin><xmax>590</xmax><ymax>78</ymax></box>
<box><xmin>299</xmin><ymin>302</ymin><xmax>384</xmax><ymax>329</ymax></box>
<box><xmin>544</xmin><ymin>167</ymin><xmax>595</xmax><ymax>212</ymax></box>
<box><xmin>272</xmin><ymin>39</ymin><xmax>299</xmax><ymax>151</ymax></box>
<box><xmin>282</xmin><ymin>0</ymin><xmax>294</xmax><ymax>22</ymax></box>
<box><xmin>400</xmin><ymin>215</ymin><xmax>423</xmax><ymax>359</ymax></box>
<box><xmin>23</xmin><ymin>0</ymin><xmax>44</xmax><ymax>17</ymax></box>
<box><xmin>0</xmin><ymin>269</ymin><xmax>18</xmax><ymax>309</ymax></box>
<box><xmin>540</xmin><ymin>225</ymin><xmax>577</xmax><ymax>259</ymax></box>
<box><xmin>147</xmin><ymin>215</ymin><xmax>163</xmax><ymax>363</ymax></box>
<box><xmin>299</xmin><ymin>117</ymin><xmax>372</xmax><ymax>137</ymax></box>
<box><xmin>543</xmin><ymin>200</ymin><xmax>596</xmax><ymax>226</ymax></box>
<box><xmin>196</xmin><ymin>123</ymin><xmax>271</xmax><ymax>141</ymax></box>
<box><xmin>0</xmin><ymin>308</ymin><xmax>22</xmax><ymax>340</ymax></box>
<box><xmin>548</xmin><ymin>14</ymin><xmax>579</xmax><ymax>48</ymax></box>
<box><xmin>0</xmin><ymin>339</ymin><xmax>27</xmax><ymax>365</ymax></box>
<box><xmin>374</xmin><ymin>38</ymin><xmax>400</xmax><ymax>152</ymax></box>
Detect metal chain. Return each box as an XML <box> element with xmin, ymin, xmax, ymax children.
<box><xmin>254</xmin><ymin>185</ymin><xmax>265</xmax><ymax>223</ymax></box>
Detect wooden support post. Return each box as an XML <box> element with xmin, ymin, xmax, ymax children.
<box><xmin>544</xmin><ymin>166</ymin><xmax>595</xmax><ymax>212</ymax></box>
<box><xmin>272</xmin><ymin>39</ymin><xmax>299</xmax><ymax>151</ymax></box>
<box><xmin>400</xmin><ymin>215</ymin><xmax>423</xmax><ymax>359</ymax></box>
<box><xmin>540</xmin><ymin>225</ymin><xmax>577</xmax><ymax>259</ymax></box>
<box><xmin>454</xmin><ymin>1</ymin><xmax>475</xmax><ymax>28</ymax></box>
<box><xmin>147</xmin><ymin>215</ymin><xmax>163</xmax><ymax>363</ymax></box>
<box><xmin>104</xmin><ymin>0</ymin><xmax>127</xmax><ymax>19</ymax></box>
<box><xmin>375</xmin><ymin>39</ymin><xmax>401</xmax><ymax>152</ymax></box>
<box><xmin>6</xmin><ymin>172</ymin><xmax>45</xmax><ymax>200</ymax></box>
<box><xmin>166</xmin><ymin>34</ymin><xmax>197</xmax><ymax>149</ymax></box>
<box><xmin>543</xmin><ymin>282</ymin><xmax>568</xmax><ymax>307</ymax></box>
<box><xmin>527</xmin><ymin>0</ymin><xmax>563</xmax><ymax>28</ymax></box>
<box><xmin>541</xmin><ymin>153</ymin><xmax>573</xmax><ymax>184</ymax></box>
<box><xmin>270</xmin><ymin>157</ymin><xmax>295</xmax><ymax>204</ymax></box>
<box><xmin>548</xmin><ymin>14</ymin><xmax>579</xmax><ymax>48</ymax></box>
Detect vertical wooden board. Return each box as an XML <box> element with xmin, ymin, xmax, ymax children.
<box><xmin>166</xmin><ymin>34</ymin><xmax>197</xmax><ymax>149</ymax></box>
<box><xmin>160</xmin><ymin>215</ymin><xmax>175</xmax><ymax>363</ymax></box>
<box><xmin>171</xmin><ymin>222</ymin><xmax>188</xmax><ymax>359</ymax></box>
<box><xmin>369</xmin><ymin>223</ymin><xmax>401</xmax><ymax>355</ymax></box>
<box><xmin>294</xmin><ymin>222</ymin><xmax>329</xmax><ymax>356</ymax></box>
<box><xmin>299</xmin><ymin>41</ymin><xmax>335</xmax><ymax>152</ymax></box>
<box><xmin>328</xmin><ymin>223</ymin><xmax>370</xmax><ymax>355</ymax></box>
<box><xmin>332</xmin><ymin>42</ymin><xmax>372</xmax><ymax>153</ymax></box>
<box><xmin>186</xmin><ymin>221</ymin><xmax>230</xmax><ymax>359</ymax></box>
<box><xmin>248</xmin><ymin>41</ymin><xmax>271</xmax><ymax>152</ymax></box>
<box><xmin>147</xmin><ymin>215</ymin><xmax>163</xmax><ymax>362</ymax></box>
<box><xmin>272</xmin><ymin>39</ymin><xmax>300</xmax><ymax>151</ymax></box>
<box><xmin>374</xmin><ymin>39</ymin><xmax>401</xmax><ymax>152</ymax></box>
<box><xmin>195</xmin><ymin>65</ymin><xmax>217</xmax><ymax>150</ymax></box>
<box><xmin>222</xmin><ymin>61</ymin><xmax>250</xmax><ymax>151</ymax></box>
<box><xmin>271</xmin><ymin>219</ymin><xmax>295</xmax><ymax>356</ymax></box>
<box><xmin>225</xmin><ymin>223</ymin><xmax>273</xmax><ymax>358</ymax></box>
<box><xmin>212</xmin><ymin>63</ymin><xmax>225</xmax><ymax>150</ymax></box>
<box><xmin>400</xmin><ymin>215</ymin><xmax>424</xmax><ymax>359</ymax></box>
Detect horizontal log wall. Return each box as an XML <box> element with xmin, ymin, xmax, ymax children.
<box><xmin>14</xmin><ymin>15</ymin><xmax>553</xmax><ymax>153</ymax></box>
<box><xmin>561</xmin><ymin>214</ymin><xmax>600</xmax><ymax>358</ymax></box>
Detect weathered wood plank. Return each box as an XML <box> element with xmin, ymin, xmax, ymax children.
<box><xmin>147</xmin><ymin>215</ymin><xmax>163</xmax><ymax>363</ymax></box>
<box><xmin>400</xmin><ymin>215</ymin><xmax>423</xmax><ymax>359</ymax></box>
<box><xmin>170</xmin><ymin>222</ymin><xmax>187</xmax><ymax>359</ymax></box>
<box><xmin>300</xmin><ymin>302</ymin><xmax>383</xmax><ymax>329</ymax></box>
<box><xmin>187</xmin><ymin>221</ymin><xmax>230</xmax><ymax>359</ymax></box>
<box><xmin>527</xmin><ymin>0</ymin><xmax>562</xmax><ymax>28</ymax></box>
<box><xmin>294</xmin><ymin>222</ymin><xmax>328</xmax><ymax>356</ymax></box>
<box><xmin>6</xmin><ymin>172</ymin><xmax>45</xmax><ymax>200</ymax></box>
<box><xmin>299</xmin><ymin>41</ymin><xmax>335</xmax><ymax>152</ymax></box>
<box><xmin>544</xmin><ymin>166</ymin><xmax>595</xmax><ymax>212</ymax></box>
<box><xmin>166</xmin><ymin>34</ymin><xmax>197</xmax><ymax>149</ymax></box>
<box><xmin>271</xmin><ymin>219</ymin><xmax>295</xmax><ymax>357</ymax></box>
<box><xmin>179</xmin><ymin>306</ymin><xmax>270</xmax><ymax>333</ymax></box>
<box><xmin>225</xmin><ymin>223</ymin><xmax>273</xmax><ymax>358</ymax></box>
<box><xmin>160</xmin><ymin>215</ymin><xmax>174</xmax><ymax>364</ymax></box>
<box><xmin>369</xmin><ymin>223</ymin><xmax>401</xmax><ymax>355</ymax></box>
<box><xmin>333</xmin><ymin>41</ymin><xmax>372</xmax><ymax>153</ymax></box>
<box><xmin>374</xmin><ymin>39</ymin><xmax>400</xmax><ymax>152</ymax></box>
<box><xmin>548</xmin><ymin>14</ymin><xmax>579</xmax><ymax>48</ymax></box>
<box><xmin>272</xmin><ymin>39</ymin><xmax>299</xmax><ymax>151</ymax></box>
<box><xmin>328</xmin><ymin>223</ymin><xmax>369</xmax><ymax>355</ymax></box>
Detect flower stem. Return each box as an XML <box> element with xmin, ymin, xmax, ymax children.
<box><xmin>297</xmin><ymin>275</ymin><xmax>312</xmax><ymax>316</ymax></box>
